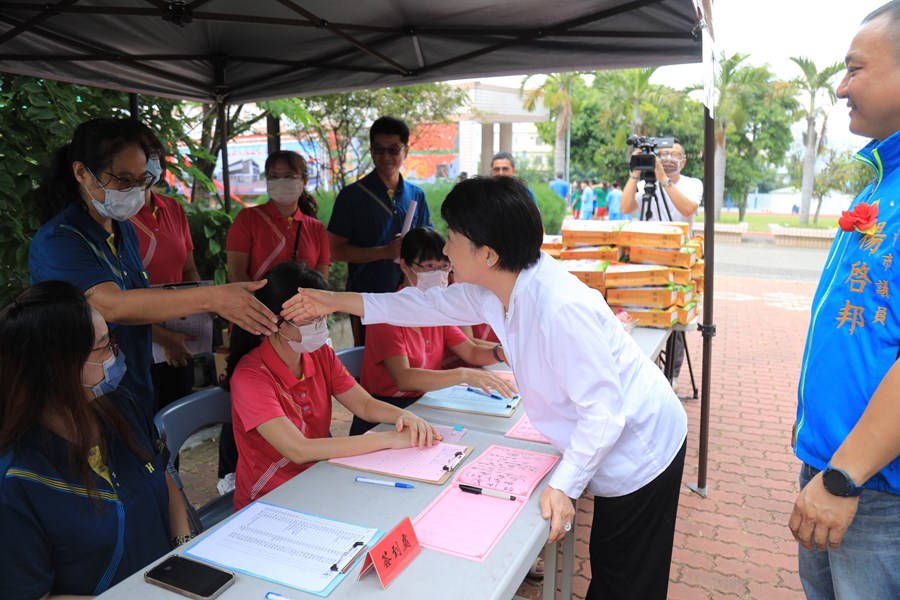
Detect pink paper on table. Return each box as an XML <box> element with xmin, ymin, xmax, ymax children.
<box><xmin>505</xmin><ymin>413</ymin><xmax>551</xmax><ymax>445</ymax></box>
<box><xmin>412</xmin><ymin>444</ymin><xmax>559</xmax><ymax>561</ymax></box>
<box><xmin>328</xmin><ymin>442</ymin><xmax>468</xmax><ymax>483</ymax></box>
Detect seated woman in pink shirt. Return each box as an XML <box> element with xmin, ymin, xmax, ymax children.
<box><xmin>352</xmin><ymin>227</ymin><xmax>516</xmax><ymax>435</ymax></box>
<box><xmin>227</xmin><ymin>261</ymin><xmax>440</xmax><ymax>510</ymax></box>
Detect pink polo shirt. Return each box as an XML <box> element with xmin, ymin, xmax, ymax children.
<box><xmin>226</xmin><ymin>200</ymin><xmax>330</xmax><ymax>281</ymax></box>
<box><xmin>231</xmin><ymin>338</ymin><xmax>356</xmax><ymax>510</ymax></box>
<box><xmin>361</xmin><ymin>323</ymin><xmax>468</xmax><ymax>398</ymax></box>
<box><xmin>130</xmin><ymin>192</ymin><xmax>194</xmax><ymax>285</ymax></box>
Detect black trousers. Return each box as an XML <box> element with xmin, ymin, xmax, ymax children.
<box><xmin>587</xmin><ymin>440</ymin><xmax>686</xmax><ymax>600</ymax></box>
<box><xmin>151</xmin><ymin>359</ymin><xmax>196</xmax><ymax>414</ymax></box>
<box><xmin>348</xmin><ymin>394</ymin><xmax>420</xmax><ymax>436</ymax></box>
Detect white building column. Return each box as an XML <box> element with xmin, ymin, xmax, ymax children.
<box><xmin>480</xmin><ymin>122</ymin><xmax>494</xmax><ymax>176</ymax></box>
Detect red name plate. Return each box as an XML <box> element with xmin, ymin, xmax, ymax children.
<box><xmin>358</xmin><ymin>517</ymin><xmax>420</xmax><ymax>588</ymax></box>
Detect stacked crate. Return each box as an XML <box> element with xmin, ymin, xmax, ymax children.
<box><xmin>546</xmin><ymin>219</ymin><xmax>705</xmax><ymax>328</ymax></box>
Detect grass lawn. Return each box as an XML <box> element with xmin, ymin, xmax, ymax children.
<box><xmin>695</xmin><ymin>212</ymin><xmax>839</xmax><ymax>233</ymax></box>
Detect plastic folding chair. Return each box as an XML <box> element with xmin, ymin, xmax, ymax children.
<box><xmin>154</xmin><ymin>386</ymin><xmax>234</xmax><ymax>534</ymax></box>
<box><xmin>335</xmin><ymin>346</ymin><xmax>365</xmax><ymax>379</ymax></box>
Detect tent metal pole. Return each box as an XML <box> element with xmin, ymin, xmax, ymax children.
<box><xmin>267</xmin><ymin>114</ymin><xmax>281</xmax><ymax>154</ymax></box>
<box><xmin>688</xmin><ymin>105</ymin><xmax>715</xmax><ymax>498</ymax></box>
<box><xmin>129</xmin><ymin>93</ymin><xmax>139</xmax><ymax>119</ymax></box>
<box><xmin>218</xmin><ymin>102</ymin><xmax>231</xmax><ymax>214</ymax></box>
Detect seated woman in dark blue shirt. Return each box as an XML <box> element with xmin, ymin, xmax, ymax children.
<box><xmin>0</xmin><ymin>281</ymin><xmax>191</xmax><ymax>599</ymax></box>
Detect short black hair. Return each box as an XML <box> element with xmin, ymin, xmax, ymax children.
<box><xmin>441</xmin><ymin>176</ymin><xmax>542</xmax><ymax>272</ymax></box>
<box><xmin>400</xmin><ymin>227</ymin><xmax>447</xmax><ymax>266</ymax></box>
<box><xmin>370</xmin><ymin>116</ymin><xmax>410</xmax><ymax>145</ymax></box>
<box><xmin>491</xmin><ymin>152</ymin><xmax>515</xmax><ymax>168</ymax></box>
<box><xmin>864</xmin><ymin>0</ymin><xmax>900</xmax><ymax>24</ymax></box>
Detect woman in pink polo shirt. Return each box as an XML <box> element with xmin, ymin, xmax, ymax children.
<box><xmin>226</xmin><ymin>151</ymin><xmax>330</xmax><ymax>283</ymax></box>
<box><xmin>228</xmin><ymin>261</ymin><xmax>440</xmax><ymax>510</ymax></box>
<box><xmin>352</xmin><ymin>227</ymin><xmax>516</xmax><ymax>435</ymax></box>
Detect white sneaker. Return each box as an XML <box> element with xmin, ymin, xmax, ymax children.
<box><xmin>217</xmin><ymin>472</ymin><xmax>235</xmax><ymax>496</ymax></box>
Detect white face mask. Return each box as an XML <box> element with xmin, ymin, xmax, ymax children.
<box><xmin>267</xmin><ymin>178</ymin><xmax>303</xmax><ymax>205</ymax></box>
<box><xmin>415</xmin><ymin>270</ymin><xmax>450</xmax><ymax>292</ymax></box>
<box><xmin>147</xmin><ymin>158</ymin><xmax>163</xmax><ymax>186</ymax></box>
<box><xmin>281</xmin><ymin>319</ymin><xmax>329</xmax><ymax>354</ymax></box>
<box><xmin>84</xmin><ymin>183</ymin><xmax>145</xmax><ymax>221</ymax></box>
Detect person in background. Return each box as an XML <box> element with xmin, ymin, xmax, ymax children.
<box><xmin>227</xmin><ymin>150</ymin><xmax>330</xmax><ymax>283</ymax></box>
<box><xmin>579</xmin><ymin>179</ymin><xmax>595</xmax><ymax>220</ymax></box>
<box><xmin>490</xmin><ymin>152</ymin><xmax>537</xmax><ymax>205</ymax></box>
<box><xmin>283</xmin><ymin>176</ymin><xmax>687</xmax><ymax>600</ymax></box>
<box><xmin>0</xmin><ymin>281</ymin><xmax>192</xmax><ymax>598</ymax></box>
<box><xmin>606</xmin><ymin>182</ymin><xmax>624</xmax><ymax>221</ymax></box>
<box><xmin>571</xmin><ymin>180</ymin><xmax>583</xmax><ymax>218</ymax></box>
<box><xmin>29</xmin><ymin>118</ymin><xmax>279</xmax><ymax>414</ymax></box>
<box><xmin>549</xmin><ymin>172</ymin><xmax>570</xmax><ymax>206</ymax></box>
<box><xmin>620</xmin><ymin>138</ymin><xmax>702</xmax><ymax>389</ymax></box>
<box><xmin>327</xmin><ymin>116</ymin><xmax>431</xmax><ymax>346</ymax></box>
<box><xmin>226</xmin><ymin>261</ymin><xmax>441</xmax><ymax>510</ymax></box>
<box><xmin>130</xmin><ymin>130</ymin><xmax>201</xmax><ymax>413</ymax></box>
<box><xmin>353</xmin><ymin>227</ymin><xmax>515</xmax><ymax>435</ymax></box>
<box><xmin>620</xmin><ymin>138</ymin><xmax>702</xmax><ymax>231</ymax></box>
<box><xmin>789</xmin><ymin>3</ymin><xmax>900</xmax><ymax>597</ymax></box>
<box><xmin>594</xmin><ymin>181</ymin><xmax>609</xmax><ymax>220</ymax></box>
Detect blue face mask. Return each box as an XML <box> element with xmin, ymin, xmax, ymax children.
<box><xmin>147</xmin><ymin>157</ymin><xmax>163</xmax><ymax>186</ymax></box>
<box><xmin>84</xmin><ymin>351</ymin><xmax>127</xmax><ymax>398</ymax></box>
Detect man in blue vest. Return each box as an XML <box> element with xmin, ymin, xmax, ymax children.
<box><xmin>789</xmin><ymin>3</ymin><xmax>900</xmax><ymax>597</ymax></box>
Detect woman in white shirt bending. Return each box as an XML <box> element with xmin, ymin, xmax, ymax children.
<box><xmin>282</xmin><ymin>175</ymin><xmax>687</xmax><ymax>600</ymax></box>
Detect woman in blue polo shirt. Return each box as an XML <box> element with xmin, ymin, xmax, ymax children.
<box><xmin>0</xmin><ymin>281</ymin><xmax>192</xmax><ymax>598</ymax></box>
<box><xmin>29</xmin><ymin>118</ymin><xmax>281</xmax><ymax>410</ymax></box>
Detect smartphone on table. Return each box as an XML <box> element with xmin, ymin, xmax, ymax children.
<box><xmin>144</xmin><ymin>555</ymin><xmax>235</xmax><ymax>599</ymax></box>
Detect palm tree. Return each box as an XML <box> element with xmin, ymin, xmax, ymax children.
<box><xmin>521</xmin><ymin>73</ymin><xmax>583</xmax><ymax>176</ymax></box>
<box><xmin>789</xmin><ymin>56</ymin><xmax>844</xmax><ymax>225</ymax></box>
<box><xmin>712</xmin><ymin>53</ymin><xmax>771</xmax><ymax>220</ymax></box>
<box><xmin>592</xmin><ymin>67</ymin><xmax>669</xmax><ymax>149</ymax></box>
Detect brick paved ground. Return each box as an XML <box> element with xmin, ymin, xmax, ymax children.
<box><xmin>179</xmin><ymin>271</ymin><xmax>816</xmax><ymax>600</ymax></box>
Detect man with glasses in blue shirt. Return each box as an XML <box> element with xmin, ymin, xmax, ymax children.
<box><xmin>328</xmin><ymin>116</ymin><xmax>432</xmax><ymax>345</ymax></box>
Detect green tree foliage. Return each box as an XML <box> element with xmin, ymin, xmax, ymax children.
<box><xmin>724</xmin><ymin>79</ymin><xmax>797</xmax><ymax>220</ymax></box>
<box><xmin>789</xmin><ymin>56</ymin><xmax>845</xmax><ymax>225</ymax></box>
<box><xmin>812</xmin><ymin>149</ymin><xmax>872</xmax><ymax>225</ymax></box>
<box><xmin>521</xmin><ymin>73</ymin><xmax>586</xmax><ymax>175</ymax></box>
<box><xmin>277</xmin><ymin>84</ymin><xmax>469</xmax><ymax>191</ymax></box>
<box><xmin>0</xmin><ymin>76</ymin><xmax>135</xmax><ymax>300</ymax></box>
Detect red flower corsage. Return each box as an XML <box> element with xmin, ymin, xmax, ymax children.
<box><xmin>838</xmin><ymin>201</ymin><xmax>879</xmax><ymax>235</ymax></box>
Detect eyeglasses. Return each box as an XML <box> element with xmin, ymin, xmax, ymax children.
<box><xmin>413</xmin><ymin>261</ymin><xmax>452</xmax><ymax>273</ymax></box>
<box><xmin>284</xmin><ymin>315</ymin><xmax>327</xmax><ymax>329</ymax></box>
<box><xmin>371</xmin><ymin>144</ymin><xmax>406</xmax><ymax>156</ymax></box>
<box><xmin>96</xmin><ymin>170</ymin><xmax>156</xmax><ymax>192</ymax></box>
<box><xmin>658</xmin><ymin>151</ymin><xmax>685</xmax><ymax>160</ymax></box>
<box><xmin>91</xmin><ymin>339</ymin><xmax>120</xmax><ymax>358</ymax></box>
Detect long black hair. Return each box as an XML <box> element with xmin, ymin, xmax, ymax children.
<box><xmin>35</xmin><ymin>118</ymin><xmax>158</xmax><ymax>224</ymax></box>
<box><xmin>224</xmin><ymin>262</ymin><xmax>331</xmax><ymax>386</ymax></box>
<box><xmin>0</xmin><ymin>281</ymin><xmax>149</xmax><ymax>499</ymax></box>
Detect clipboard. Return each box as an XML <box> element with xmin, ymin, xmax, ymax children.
<box><xmin>328</xmin><ymin>443</ymin><xmax>474</xmax><ymax>485</ymax></box>
<box><xmin>415</xmin><ymin>385</ymin><xmax>522</xmax><ymax>417</ymax></box>
<box><xmin>150</xmin><ymin>280</ymin><xmax>215</xmax><ymax>364</ymax></box>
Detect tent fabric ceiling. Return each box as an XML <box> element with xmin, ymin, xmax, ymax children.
<box><xmin>0</xmin><ymin>0</ymin><xmax>703</xmax><ymax>104</ymax></box>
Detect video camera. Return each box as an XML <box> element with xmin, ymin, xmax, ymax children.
<box><xmin>627</xmin><ymin>135</ymin><xmax>676</xmax><ymax>177</ymax></box>
<box><xmin>626</xmin><ymin>135</ymin><xmax>676</xmax><ymax>221</ymax></box>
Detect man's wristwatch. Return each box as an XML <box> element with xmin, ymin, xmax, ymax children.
<box><xmin>822</xmin><ymin>465</ymin><xmax>863</xmax><ymax>497</ymax></box>
<box><xmin>663</xmin><ymin>178</ymin><xmax>674</xmax><ymax>189</ymax></box>
<box><xmin>629</xmin><ymin>174</ymin><xmax>639</xmax><ymax>180</ymax></box>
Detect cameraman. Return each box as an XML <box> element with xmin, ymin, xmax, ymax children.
<box><xmin>620</xmin><ymin>138</ymin><xmax>702</xmax><ymax>232</ymax></box>
<box><xmin>620</xmin><ymin>138</ymin><xmax>702</xmax><ymax>392</ymax></box>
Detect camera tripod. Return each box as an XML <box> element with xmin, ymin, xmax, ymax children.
<box><xmin>640</xmin><ymin>179</ymin><xmax>674</xmax><ymax>222</ymax></box>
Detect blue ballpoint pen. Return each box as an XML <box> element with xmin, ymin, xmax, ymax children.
<box><xmin>355</xmin><ymin>476</ymin><xmax>415</xmax><ymax>488</ymax></box>
<box><xmin>466</xmin><ymin>386</ymin><xmax>505</xmax><ymax>400</ymax></box>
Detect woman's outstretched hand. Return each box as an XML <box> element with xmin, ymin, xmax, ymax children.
<box><xmin>281</xmin><ymin>288</ymin><xmax>336</xmax><ymax>322</ymax></box>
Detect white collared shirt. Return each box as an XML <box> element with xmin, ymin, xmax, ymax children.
<box><xmin>363</xmin><ymin>252</ymin><xmax>687</xmax><ymax>498</ymax></box>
